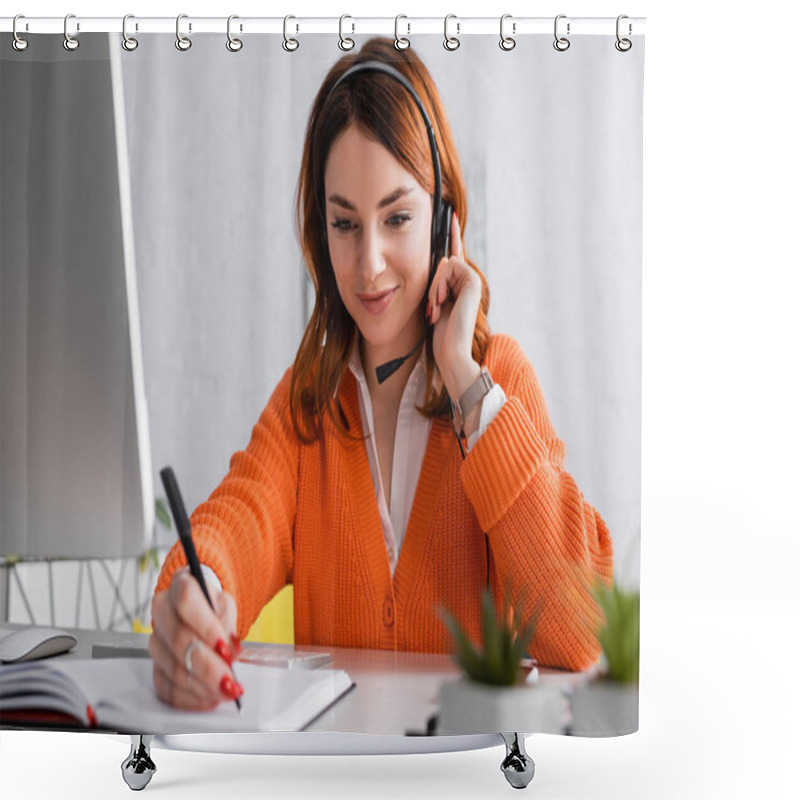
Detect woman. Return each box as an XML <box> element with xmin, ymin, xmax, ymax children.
<box><xmin>150</xmin><ymin>38</ymin><xmax>613</xmax><ymax>710</ymax></box>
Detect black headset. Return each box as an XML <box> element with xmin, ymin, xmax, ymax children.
<box><xmin>319</xmin><ymin>60</ymin><xmax>454</xmax><ymax>384</ymax></box>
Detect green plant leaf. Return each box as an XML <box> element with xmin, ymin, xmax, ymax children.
<box><xmin>438</xmin><ymin>587</ymin><xmax>541</xmax><ymax>687</ymax></box>
<box><xmin>481</xmin><ymin>590</ymin><xmax>503</xmax><ymax>681</ymax></box>
<box><xmin>155</xmin><ymin>497</ymin><xmax>172</xmax><ymax>530</ymax></box>
<box><xmin>593</xmin><ymin>580</ymin><xmax>639</xmax><ymax>684</ymax></box>
<box><xmin>439</xmin><ymin>607</ymin><xmax>484</xmax><ymax>681</ymax></box>
<box><xmin>138</xmin><ymin>547</ymin><xmax>161</xmax><ymax>575</ymax></box>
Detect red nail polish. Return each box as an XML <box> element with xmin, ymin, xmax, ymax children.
<box><xmin>220</xmin><ymin>674</ymin><xmax>240</xmax><ymax>699</ymax></box>
<box><xmin>230</xmin><ymin>633</ymin><xmax>242</xmax><ymax>657</ymax></box>
<box><xmin>215</xmin><ymin>638</ymin><xmax>233</xmax><ymax>666</ymax></box>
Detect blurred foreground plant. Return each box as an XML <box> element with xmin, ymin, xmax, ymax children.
<box><xmin>439</xmin><ymin>586</ymin><xmax>540</xmax><ymax>687</ymax></box>
<box><xmin>593</xmin><ymin>581</ymin><xmax>639</xmax><ymax>684</ymax></box>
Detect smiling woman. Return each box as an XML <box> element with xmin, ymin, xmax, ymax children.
<box><xmin>151</xmin><ymin>37</ymin><xmax>614</xmax><ymax>715</ymax></box>
<box><xmin>324</xmin><ymin>128</ymin><xmax>432</xmax><ymax>372</ymax></box>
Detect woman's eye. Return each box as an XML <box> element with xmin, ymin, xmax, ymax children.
<box><xmin>387</xmin><ymin>213</ymin><xmax>412</xmax><ymax>228</ymax></box>
<box><xmin>330</xmin><ymin>213</ymin><xmax>411</xmax><ymax>233</ymax></box>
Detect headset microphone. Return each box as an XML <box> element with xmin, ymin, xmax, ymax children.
<box><xmin>321</xmin><ymin>60</ymin><xmax>453</xmax><ymax>384</ymax></box>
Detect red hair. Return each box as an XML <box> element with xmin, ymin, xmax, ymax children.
<box><xmin>291</xmin><ymin>37</ymin><xmax>491</xmax><ymax>444</ymax></box>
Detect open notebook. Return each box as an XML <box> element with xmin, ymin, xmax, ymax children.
<box><xmin>0</xmin><ymin>658</ymin><xmax>353</xmax><ymax>733</ymax></box>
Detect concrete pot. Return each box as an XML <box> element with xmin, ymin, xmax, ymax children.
<box><xmin>569</xmin><ymin>680</ymin><xmax>639</xmax><ymax>736</ymax></box>
<box><xmin>438</xmin><ymin>678</ymin><xmax>568</xmax><ymax>735</ymax></box>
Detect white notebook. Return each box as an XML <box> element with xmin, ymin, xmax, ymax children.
<box><xmin>0</xmin><ymin>657</ymin><xmax>353</xmax><ymax>733</ymax></box>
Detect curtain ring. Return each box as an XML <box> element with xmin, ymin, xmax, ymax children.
<box><xmin>553</xmin><ymin>14</ymin><xmax>571</xmax><ymax>52</ymax></box>
<box><xmin>12</xmin><ymin>14</ymin><xmax>29</xmax><ymax>52</ymax></box>
<box><xmin>394</xmin><ymin>15</ymin><xmax>410</xmax><ymax>50</ymax></box>
<box><xmin>63</xmin><ymin>13</ymin><xmax>79</xmax><ymax>51</ymax></box>
<box><xmin>443</xmin><ymin>14</ymin><xmax>460</xmax><ymax>51</ymax></box>
<box><xmin>175</xmin><ymin>14</ymin><xmax>192</xmax><ymax>51</ymax></box>
<box><xmin>615</xmin><ymin>15</ymin><xmax>632</xmax><ymax>52</ymax></box>
<box><xmin>122</xmin><ymin>14</ymin><xmax>138</xmax><ymax>51</ymax></box>
<box><xmin>338</xmin><ymin>15</ymin><xmax>355</xmax><ymax>50</ymax></box>
<box><xmin>283</xmin><ymin>15</ymin><xmax>299</xmax><ymax>52</ymax></box>
<box><xmin>226</xmin><ymin>15</ymin><xmax>243</xmax><ymax>52</ymax></box>
<box><xmin>499</xmin><ymin>14</ymin><xmax>516</xmax><ymax>51</ymax></box>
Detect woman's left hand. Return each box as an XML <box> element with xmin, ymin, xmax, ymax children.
<box><xmin>428</xmin><ymin>211</ymin><xmax>482</xmax><ymax>399</ymax></box>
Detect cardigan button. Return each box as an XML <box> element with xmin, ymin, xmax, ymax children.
<box><xmin>382</xmin><ymin>598</ymin><xmax>395</xmax><ymax>628</ymax></box>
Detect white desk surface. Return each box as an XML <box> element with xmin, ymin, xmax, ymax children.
<box><xmin>2</xmin><ymin>623</ymin><xmax>596</xmax><ymax>737</ymax></box>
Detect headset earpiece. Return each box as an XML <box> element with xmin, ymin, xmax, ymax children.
<box><xmin>426</xmin><ymin>201</ymin><xmax>453</xmax><ymax>295</ymax></box>
<box><xmin>439</xmin><ymin>201</ymin><xmax>454</xmax><ymax>261</ymax></box>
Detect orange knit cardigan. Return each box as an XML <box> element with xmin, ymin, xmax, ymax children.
<box><xmin>155</xmin><ymin>333</ymin><xmax>614</xmax><ymax>671</ymax></box>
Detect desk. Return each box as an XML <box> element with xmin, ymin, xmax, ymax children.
<box><xmin>2</xmin><ymin>624</ymin><xmax>596</xmax><ymax>739</ymax></box>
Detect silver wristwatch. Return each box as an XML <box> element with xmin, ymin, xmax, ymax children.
<box><xmin>452</xmin><ymin>366</ymin><xmax>494</xmax><ymax>437</ymax></box>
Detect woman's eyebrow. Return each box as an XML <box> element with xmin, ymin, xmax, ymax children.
<box><xmin>327</xmin><ymin>186</ymin><xmax>415</xmax><ymax>211</ymax></box>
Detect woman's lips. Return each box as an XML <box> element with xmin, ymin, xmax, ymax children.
<box><xmin>358</xmin><ymin>288</ymin><xmax>397</xmax><ymax>315</ymax></box>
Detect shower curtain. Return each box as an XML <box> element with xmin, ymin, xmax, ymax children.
<box><xmin>1</xmin><ymin>20</ymin><xmax>644</xmax><ymax>744</ymax></box>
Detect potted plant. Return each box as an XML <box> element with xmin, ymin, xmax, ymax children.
<box><xmin>437</xmin><ymin>587</ymin><xmax>565</xmax><ymax>735</ymax></box>
<box><xmin>569</xmin><ymin>580</ymin><xmax>640</xmax><ymax>735</ymax></box>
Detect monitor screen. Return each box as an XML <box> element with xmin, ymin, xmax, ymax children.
<box><xmin>1</xmin><ymin>44</ymin><xmax>153</xmax><ymax>559</ymax></box>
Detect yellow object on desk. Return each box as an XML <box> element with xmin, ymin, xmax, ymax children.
<box><xmin>131</xmin><ymin>617</ymin><xmax>152</xmax><ymax>635</ymax></box>
<box><xmin>246</xmin><ymin>585</ymin><xmax>294</xmax><ymax>644</ymax></box>
<box><xmin>132</xmin><ymin>586</ymin><xmax>294</xmax><ymax>641</ymax></box>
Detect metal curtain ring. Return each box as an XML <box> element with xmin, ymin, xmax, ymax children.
<box><xmin>338</xmin><ymin>15</ymin><xmax>355</xmax><ymax>51</ymax></box>
<box><xmin>12</xmin><ymin>14</ymin><xmax>28</xmax><ymax>52</ymax></box>
<box><xmin>394</xmin><ymin>15</ymin><xmax>410</xmax><ymax>50</ymax></box>
<box><xmin>184</xmin><ymin>639</ymin><xmax>202</xmax><ymax>678</ymax></box>
<box><xmin>175</xmin><ymin>14</ymin><xmax>192</xmax><ymax>51</ymax></box>
<box><xmin>63</xmin><ymin>13</ymin><xmax>79</xmax><ymax>51</ymax></box>
<box><xmin>615</xmin><ymin>15</ymin><xmax>632</xmax><ymax>51</ymax></box>
<box><xmin>227</xmin><ymin>15</ymin><xmax>243</xmax><ymax>52</ymax></box>
<box><xmin>122</xmin><ymin>14</ymin><xmax>138</xmax><ymax>52</ymax></box>
<box><xmin>443</xmin><ymin>14</ymin><xmax>460</xmax><ymax>51</ymax></box>
<box><xmin>553</xmin><ymin>14</ymin><xmax>571</xmax><ymax>52</ymax></box>
<box><xmin>499</xmin><ymin>14</ymin><xmax>516</xmax><ymax>51</ymax></box>
<box><xmin>283</xmin><ymin>15</ymin><xmax>299</xmax><ymax>52</ymax></box>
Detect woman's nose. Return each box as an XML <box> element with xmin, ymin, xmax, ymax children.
<box><xmin>358</xmin><ymin>225</ymin><xmax>387</xmax><ymax>282</ymax></box>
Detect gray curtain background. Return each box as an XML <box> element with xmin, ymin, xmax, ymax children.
<box><xmin>2</xmin><ymin>31</ymin><xmax>642</xmax><ymax>585</ymax></box>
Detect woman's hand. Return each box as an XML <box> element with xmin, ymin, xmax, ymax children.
<box><xmin>149</xmin><ymin>567</ymin><xmax>243</xmax><ymax>710</ymax></box>
<box><xmin>428</xmin><ymin>211</ymin><xmax>483</xmax><ymax>413</ymax></box>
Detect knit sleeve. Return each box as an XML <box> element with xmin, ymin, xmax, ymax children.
<box><xmin>154</xmin><ymin>367</ymin><xmax>299</xmax><ymax>639</ymax></box>
<box><xmin>459</xmin><ymin>335</ymin><xmax>614</xmax><ymax>671</ymax></box>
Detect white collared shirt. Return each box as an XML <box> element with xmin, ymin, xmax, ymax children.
<box><xmin>347</xmin><ymin>337</ymin><xmax>506</xmax><ymax>575</ymax></box>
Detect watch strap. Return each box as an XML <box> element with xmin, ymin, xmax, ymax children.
<box><xmin>453</xmin><ymin>366</ymin><xmax>494</xmax><ymax>436</ymax></box>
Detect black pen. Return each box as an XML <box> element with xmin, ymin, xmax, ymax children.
<box><xmin>160</xmin><ymin>466</ymin><xmax>242</xmax><ymax>711</ymax></box>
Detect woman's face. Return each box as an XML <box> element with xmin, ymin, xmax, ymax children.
<box><xmin>324</xmin><ymin>124</ymin><xmax>432</xmax><ymax>354</ymax></box>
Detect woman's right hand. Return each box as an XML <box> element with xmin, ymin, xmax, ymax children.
<box><xmin>149</xmin><ymin>567</ymin><xmax>243</xmax><ymax>710</ymax></box>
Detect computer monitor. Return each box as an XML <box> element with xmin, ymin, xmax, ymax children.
<box><xmin>1</xmin><ymin>41</ymin><xmax>153</xmax><ymax>560</ymax></box>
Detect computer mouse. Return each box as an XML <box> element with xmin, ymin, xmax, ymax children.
<box><xmin>0</xmin><ymin>626</ymin><xmax>77</xmax><ymax>663</ymax></box>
